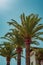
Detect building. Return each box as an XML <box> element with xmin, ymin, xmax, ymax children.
<box><xmin>30</xmin><ymin>47</ymin><xmax>43</xmax><ymax>65</ymax></box>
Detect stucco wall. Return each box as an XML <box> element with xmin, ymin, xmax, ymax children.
<box><xmin>30</xmin><ymin>51</ymin><xmax>36</xmax><ymax>65</ymax></box>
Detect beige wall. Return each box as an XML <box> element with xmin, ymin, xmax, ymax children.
<box><xmin>30</xmin><ymin>50</ymin><xmax>43</xmax><ymax>65</ymax></box>
<box><xmin>30</xmin><ymin>51</ymin><xmax>36</xmax><ymax>65</ymax></box>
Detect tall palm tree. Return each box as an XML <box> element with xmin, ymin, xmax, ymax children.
<box><xmin>8</xmin><ymin>13</ymin><xmax>43</xmax><ymax>65</ymax></box>
<box><xmin>10</xmin><ymin>29</ymin><xmax>24</xmax><ymax>65</ymax></box>
<box><xmin>0</xmin><ymin>42</ymin><xmax>17</xmax><ymax>65</ymax></box>
<box><xmin>1</xmin><ymin>29</ymin><xmax>24</xmax><ymax>65</ymax></box>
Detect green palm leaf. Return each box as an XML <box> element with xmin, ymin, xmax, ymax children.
<box><xmin>32</xmin><ymin>24</ymin><xmax>43</xmax><ymax>34</ymax></box>
<box><xmin>35</xmin><ymin>36</ymin><xmax>43</xmax><ymax>41</ymax></box>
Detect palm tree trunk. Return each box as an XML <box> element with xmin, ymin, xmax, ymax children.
<box><xmin>17</xmin><ymin>51</ymin><xmax>21</xmax><ymax>65</ymax></box>
<box><xmin>26</xmin><ymin>43</ymin><xmax>30</xmax><ymax>65</ymax></box>
<box><xmin>24</xmin><ymin>37</ymin><xmax>31</xmax><ymax>65</ymax></box>
<box><xmin>17</xmin><ymin>47</ymin><xmax>22</xmax><ymax>65</ymax></box>
<box><xmin>7</xmin><ymin>56</ymin><xmax>10</xmax><ymax>65</ymax></box>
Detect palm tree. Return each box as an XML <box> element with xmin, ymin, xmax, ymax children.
<box><xmin>11</xmin><ymin>30</ymin><xmax>24</xmax><ymax>65</ymax></box>
<box><xmin>8</xmin><ymin>13</ymin><xmax>43</xmax><ymax>65</ymax></box>
<box><xmin>0</xmin><ymin>42</ymin><xmax>17</xmax><ymax>65</ymax></box>
<box><xmin>1</xmin><ymin>29</ymin><xmax>25</xmax><ymax>65</ymax></box>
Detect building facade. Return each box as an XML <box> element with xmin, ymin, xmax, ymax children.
<box><xmin>30</xmin><ymin>48</ymin><xmax>43</xmax><ymax>65</ymax></box>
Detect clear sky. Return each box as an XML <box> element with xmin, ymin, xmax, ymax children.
<box><xmin>0</xmin><ymin>0</ymin><xmax>43</xmax><ymax>65</ymax></box>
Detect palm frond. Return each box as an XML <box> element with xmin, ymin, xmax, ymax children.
<box><xmin>31</xmin><ymin>41</ymin><xmax>39</xmax><ymax>45</ymax></box>
<box><xmin>20</xmin><ymin>13</ymin><xmax>26</xmax><ymax>26</ymax></box>
<box><xmin>32</xmin><ymin>24</ymin><xmax>43</xmax><ymax>34</ymax></box>
<box><xmin>32</xmin><ymin>32</ymin><xmax>43</xmax><ymax>37</ymax></box>
<box><xmin>30</xmin><ymin>14</ymin><xmax>41</xmax><ymax>32</ymax></box>
<box><xmin>35</xmin><ymin>36</ymin><xmax>43</xmax><ymax>41</ymax></box>
<box><xmin>1</xmin><ymin>37</ymin><xmax>12</xmax><ymax>41</ymax></box>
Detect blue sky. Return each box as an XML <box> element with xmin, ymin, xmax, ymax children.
<box><xmin>0</xmin><ymin>0</ymin><xmax>43</xmax><ymax>65</ymax></box>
